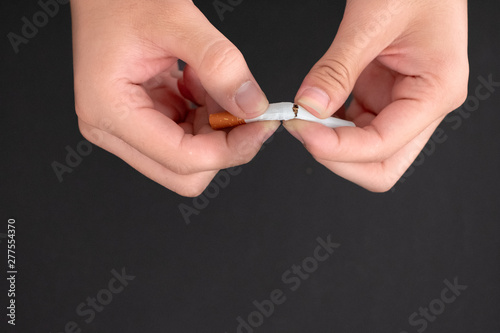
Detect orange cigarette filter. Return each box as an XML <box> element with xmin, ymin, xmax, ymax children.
<box><xmin>209</xmin><ymin>103</ymin><xmax>356</xmax><ymax>130</ymax></box>
<box><xmin>209</xmin><ymin>111</ymin><xmax>246</xmax><ymax>130</ymax></box>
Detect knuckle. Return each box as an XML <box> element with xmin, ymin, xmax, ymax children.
<box><xmin>173</xmin><ymin>175</ymin><xmax>213</xmax><ymax>198</ymax></box>
<box><xmin>169</xmin><ymin>162</ymin><xmax>195</xmax><ymax>176</ymax></box>
<box><xmin>367</xmin><ymin>161</ymin><xmax>408</xmax><ymax>193</ymax></box>
<box><xmin>438</xmin><ymin>56</ymin><xmax>470</xmax><ymax>112</ymax></box>
<box><xmin>177</xmin><ymin>184</ymin><xmax>206</xmax><ymax>198</ymax></box>
<box><xmin>357</xmin><ymin>168</ymin><xmax>399</xmax><ymax>193</ymax></box>
<box><xmin>74</xmin><ymin>102</ymin><xmax>84</xmax><ymax>119</ymax></box>
<box><xmin>371</xmin><ymin>147</ymin><xmax>392</xmax><ymax>163</ymax></box>
<box><xmin>237</xmin><ymin>153</ymin><xmax>255</xmax><ymax>166</ymax></box>
<box><xmin>363</xmin><ymin>126</ymin><xmax>389</xmax><ymax>161</ymax></box>
<box><xmin>74</xmin><ymin>102</ymin><xmax>92</xmax><ymax>125</ymax></box>
<box><xmin>307</xmin><ymin>127</ymin><xmax>387</xmax><ymax>163</ymax></box>
<box><xmin>200</xmin><ymin>39</ymin><xmax>244</xmax><ymax>80</ymax></box>
<box><xmin>452</xmin><ymin>74</ymin><xmax>470</xmax><ymax>110</ymax></box>
<box><xmin>308</xmin><ymin>143</ymin><xmax>332</xmax><ymax>162</ymax></box>
<box><xmin>313</xmin><ymin>58</ymin><xmax>353</xmax><ymax>95</ymax></box>
<box><xmin>234</xmin><ymin>141</ymin><xmax>260</xmax><ymax>164</ymax></box>
<box><xmin>77</xmin><ymin>120</ymin><xmax>94</xmax><ymax>141</ymax></box>
<box><xmin>367</xmin><ymin>178</ymin><xmax>397</xmax><ymax>193</ymax></box>
<box><xmin>77</xmin><ymin>120</ymin><xmax>91</xmax><ymax>141</ymax></box>
<box><xmin>77</xmin><ymin>120</ymin><xmax>105</xmax><ymax>147</ymax></box>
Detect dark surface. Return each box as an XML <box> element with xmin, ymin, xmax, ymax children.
<box><xmin>1</xmin><ymin>0</ymin><xmax>500</xmax><ymax>332</ymax></box>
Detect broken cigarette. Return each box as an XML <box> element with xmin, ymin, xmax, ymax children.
<box><xmin>209</xmin><ymin>102</ymin><xmax>355</xmax><ymax>130</ymax></box>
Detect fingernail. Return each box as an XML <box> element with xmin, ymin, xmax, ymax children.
<box><xmin>297</xmin><ymin>87</ymin><xmax>330</xmax><ymax>118</ymax></box>
<box><xmin>235</xmin><ymin>81</ymin><xmax>269</xmax><ymax>117</ymax></box>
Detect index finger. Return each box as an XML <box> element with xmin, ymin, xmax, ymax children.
<box><xmin>105</xmin><ymin>104</ymin><xmax>280</xmax><ymax>175</ymax></box>
<box><xmin>284</xmin><ymin>96</ymin><xmax>443</xmax><ymax>163</ymax></box>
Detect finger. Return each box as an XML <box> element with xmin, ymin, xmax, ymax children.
<box><xmin>349</xmin><ymin>61</ymin><xmax>396</xmax><ymax>117</ymax></box>
<box><xmin>285</xmin><ymin>88</ymin><xmax>444</xmax><ymax>164</ymax></box>
<box><xmin>114</xmin><ymin>66</ymin><xmax>191</xmax><ymax>124</ymax></box>
<box><xmin>162</xmin><ymin>2</ymin><xmax>269</xmax><ymax>118</ymax></box>
<box><xmin>314</xmin><ymin>116</ymin><xmax>444</xmax><ymax>192</ymax></box>
<box><xmin>180</xmin><ymin>64</ymin><xmax>207</xmax><ymax>106</ymax></box>
<box><xmin>146</xmin><ymin>84</ymin><xmax>190</xmax><ymax>123</ymax></box>
<box><xmin>100</xmin><ymin>96</ymin><xmax>280</xmax><ymax>174</ymax></box>
<box><xmin>333</xmin><ymin>104</ymin><xmax>348</xmax><ymax>121</ymax></box>
<box><xmin>295</xmin><ymin>0</ymin><xmax>411</xmax><ymax>118</ymax></box>
<box><xmin>78</xmin><ymin>119</ymin><xmax>218</xmax><ymax>197</ymax></box>
<box><xmin>178</xmin><ymin>78</ymin><xmax>198</xmax><ymax>106</ymax></box>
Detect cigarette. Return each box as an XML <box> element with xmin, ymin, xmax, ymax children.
<box><xmin>209</xmin><ymin>112</ymin><xmax>247</xmax><ymax>130</ymax></box>
<box><xmin>209</xmin><ymin>102</ymin><xmax>355</xmax><ymax>130</ymax></box>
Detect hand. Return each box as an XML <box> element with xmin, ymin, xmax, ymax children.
<box><xmin>71</xmin><ymin>0</ymin><xmax>278</xmax><ymax>196</ymax></box>
<box><xmin>284</xmin><ymin>0</ymin><xmax>469</xmax><ymax>191</ymax></box>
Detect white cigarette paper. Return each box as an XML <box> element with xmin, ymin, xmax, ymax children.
<box><xmin>246</xmin><ymin>102</ymin><xmax>355</xmax><ymax>128</ymax></box>
<box><xmin>209</xmin><ymin>102</ymin><xmax>355</xmax><ymax>130</ymax></box>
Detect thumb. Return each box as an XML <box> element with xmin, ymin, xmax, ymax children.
<box><xmin>296</xmin><ymin>1</ymin><xmax>406</xmax><ymax>118</ymax></box>
<box><xmin>168</xmin><ymin>3</ymin><xmax>268</xmax><ymax>119</ymax></box>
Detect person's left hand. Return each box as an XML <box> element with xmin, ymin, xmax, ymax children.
<box><xmin>284</xmin><ymin>0</ymin><xmax>469</xmax><ymax>191</ymax></box>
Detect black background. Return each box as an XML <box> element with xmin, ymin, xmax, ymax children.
<box><xmin>1</xmin><ymin>0</ymin><xmax>500</xmax><ymax>332</ymax></box>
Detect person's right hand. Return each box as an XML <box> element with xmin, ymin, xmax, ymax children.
<box><xmin>71</xmin><ymin>0</ymin><xmax>278</xmax><ymax>197</ymax></box>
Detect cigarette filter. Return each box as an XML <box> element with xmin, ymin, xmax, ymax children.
<box><xmin>209</xmin><ymin>102</ymin><xmax>355</xmax><ymax>130</ymax></box>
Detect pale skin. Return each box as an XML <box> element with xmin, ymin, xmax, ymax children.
<box><xmin>71</xmin><ymin>0</ymin><xmax>468</xmax><ymax>196</ymax></box>
<box><xmin>286</xmin><ymin>0</ymin><xmax>469</xmax><ymax>191</ymax></box>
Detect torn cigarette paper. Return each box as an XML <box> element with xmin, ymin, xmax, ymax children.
<box><xmin>209</xmin><ymin>102</ymin><xmax>355</xmax><ymax>130</ymax></box>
